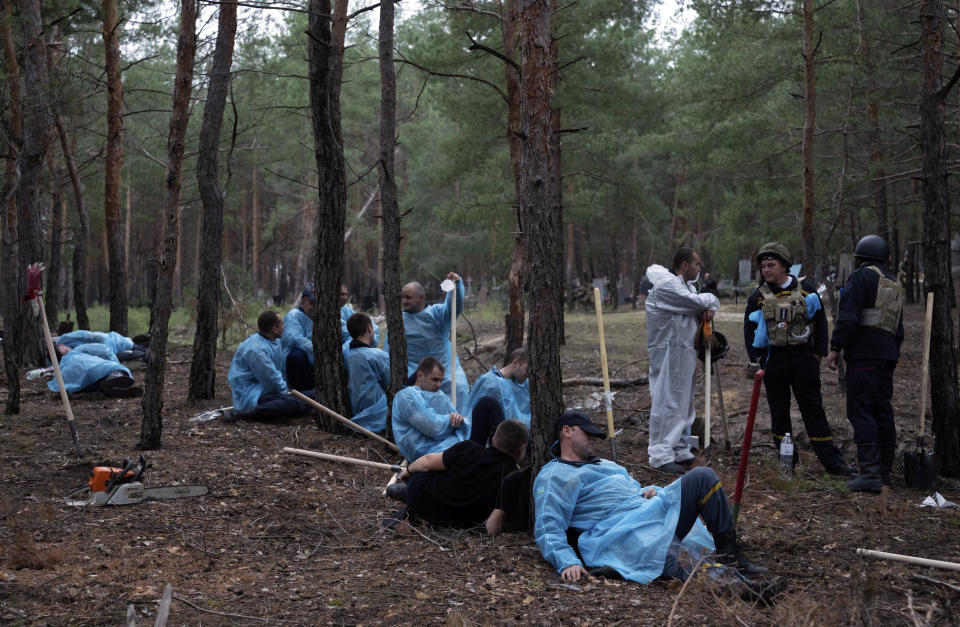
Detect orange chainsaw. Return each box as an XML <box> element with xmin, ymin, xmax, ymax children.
<box><xmin>64</xmin><ymin>455</ymin><xmax>208</xmax><ymax>507</ymax></box>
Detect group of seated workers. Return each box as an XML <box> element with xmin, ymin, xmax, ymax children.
<box><xmin>47</xmin><ymin>330</ymin><xmax>150</xmax><ymax>398</ymax></box>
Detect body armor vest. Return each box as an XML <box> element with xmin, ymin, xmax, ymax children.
<box><xmin>860</xmin><ymin>266</ymin><xmax>903</xmax><ymax>335</ymax></box>
<box><xmin>759</xmin><ymin>283</ymin><xmax>811</xmax><ymax>347</ymax></box>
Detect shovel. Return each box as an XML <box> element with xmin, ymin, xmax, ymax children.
<box><xmin>733</xmin><ymin>369</ymin><xmax>764</xmax><ymax>525</ymax></box>
<box><xmin>441</xmin><ymin>278</ymin><xmax>457</xmax><ymax>410</ymax></box>
<box><xmin>904</xmin><ymin>292</ymin><xmax>937</xmax><ymax>490</ymax></box>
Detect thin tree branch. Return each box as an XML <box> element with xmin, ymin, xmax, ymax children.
<box><xmin>466</xmin><ymin>31</ymin><xmax>520</xmax><ymax>71</ymax></box>
<box><xmin>395</xmin><ymin>54</ymin><xmax>508</xmax><ymax>102</ymax></box>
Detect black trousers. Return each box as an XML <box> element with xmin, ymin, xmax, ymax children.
<box><xmin>845</xmin><ymin>359</ymin><xmax>896</xmax><ymax>445</ymax></box>
<box><xmin>285</xmin><ymin>347</ymin><xmax>315</xmax><ymax>392</ymax></box>
<box><xmin>469</xmin><ymin>395</ymin><xmax>505</xmax><ymax>447</ymax></box>
<box><xmin>761</xmin><ymin>348</ymin><xmax>835</xmax><ymax>446</ymax></box>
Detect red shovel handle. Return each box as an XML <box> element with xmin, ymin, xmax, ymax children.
<box><xmin>733</xmin><ymin>370</ymin><xmax>764</xmax><ymax>509</ymax></box>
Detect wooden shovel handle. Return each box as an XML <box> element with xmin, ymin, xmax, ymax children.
<box><xmin>919</xmin><ymin>293</ymin><xmax>934</xmax><ymax>438</ymax></box>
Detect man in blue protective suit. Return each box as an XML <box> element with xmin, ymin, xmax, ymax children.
<box><xmin>396</xmin><ymin>272</ymin><xmax>469</xmax><ymax>413</ymax></box>
<box><xmin>744</xmin><ymin>242</ymin><xmax>852</xmax><ymax>476</ymax></box>
<box><xmin>340</xmin><ymin>283</ymin><xmax>380</xmax><ymax>346</ymax></box>
<box><xmin>49</xmin><ymin>343</ymin><xmax>140</xmax><ymax>397</ymax></box>
<box><xmin>227</xmin><ymin>310</ymin><xmax>315</xmax><ymax>421</ymax></box>
<box><xmin>344</xmin><ymin>312</ymin><xmax>390</xmax><ymax>433</ymax></box>
<box><xmin>645</xmin><ymin>248</ymin><xmax>719</xmax><ymax>474</ymax></box>
<box><xmin>391</xmin><ymin>357</ymin><xmax>502</xmax><ymax>461</ymax></box>
<box><xmin>56</xmin><ymin>329</ymin><xmax>147</xmax><ymax>362</ymax></box>
<box><xmin>282</xmin><ymin>286</ymin><xmax>316</xmax><ymax>391</ymax></box>
<box><xmin>463</xmin><ymin>347</ymin><xmax>530</xmax><ymax>427</ymax></box>
<box><xmin>534</xmin><ymin>412</ymin><xmax>773</xmax><ymax>590</ymax></box>
<box><xmin>827</xmin><ymin>235</ymin><xmax>904</xmax><ymax>492</ymax></box>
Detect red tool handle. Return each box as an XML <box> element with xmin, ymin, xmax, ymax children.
<box><xmin>25</xmin><ymin>263</ymin><xmax>43</xmax><ymax>301</ymax></box>
<box><xmin>733</xmin><ymin>370</ymin><xmax>764</xmax><ymax>509</ymax></box>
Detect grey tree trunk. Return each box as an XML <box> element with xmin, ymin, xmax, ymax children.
<box><xmin>54</xmin><ymin>114</ymin><xmax>90</xmax><ymax>330</ymax></box>
<box><xmin>800</xmin><ymin>0</ymin><xmax>817</xmax><ymax>281</ymax></box>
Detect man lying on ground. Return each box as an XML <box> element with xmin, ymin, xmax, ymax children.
<box><xmin>387</xmin><ymin>419</ymin><xmax>530</xmax><ymax>533</ymax></box>
<box><xmin>227</xmin><ymin>310</ymin><xmax>314</xmax><ymax>422</ymax></box>
<box><xmin>391</xmin><ymin>357</ymin><xmax>503</xmax><ymax>461</ymax></box>
<box><xmin>343</xmin><ymin>312</ymin><xmax>390</xmax><ymax>434</ymax></box>
<box><xmin>49</xmin><ymin>343</ymin><xmax>140</xmax><ymax>398</ymax></box>
<box><xmin>55</xmin><ymin>330</ymin><xmax>148</xmax><ymax>362</ymax></box>
<box><xmin>533</xmin><ymin>411</ymin><xmax>786</xmax><ymax>602</ymax></box>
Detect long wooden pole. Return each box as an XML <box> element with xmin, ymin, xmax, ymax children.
<box><xmin>733</xmin><ymin>370</ymin><xmax>764</xmax><ymax>525</ymax></box>
<box><xmin>290</xmin><ymin>389</ymin><xmax>400</xmax><ymax>453</ymax></box>
<box><xmin>592</xmin><ymin>288</ymin><xmax>616</xmax><ymax>461</ymax></box>
<box><xmin>450</xmin><ymin>283</ymin><xmax>457</xmax><ymax>409</ymax></box>
<box><xmin>919</xmin><ymin>292</ymin><xmax>934</xmax><ymax>438</ymax></box>
<box><xmin>283</xmin><ymin>447</ymin><xmax>403</xmax><ymax>472</ymax></box>
<box><xmin>714</xmin><ymin>362</ymin><xmax>731</xmax><ymax>450</ymax></box>
<box><xmin>36</xmin><ymin>295</ymin><xmax>81</xmax><ymax>455</ymax></box>
<box><xmin>856</xmin><ymin>548</ymin><xmax>960</xmax><ymax>572</ymax></box>
<box><xmin>703</xmin><ymin>320</ymin><xmax>712</xmax><ymax>462</ymax></box>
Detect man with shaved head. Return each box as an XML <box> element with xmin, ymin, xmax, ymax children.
<box><xmin>391</xmin><ymin>271</ymin><xmax>469</xmax><ymax>413</ymax></box>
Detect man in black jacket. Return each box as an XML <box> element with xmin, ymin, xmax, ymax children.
<box><xmin>827</xmin><ymin>235</ymin><xmax>904</xmax><ymax>492</ymax></box>
<box><xmin>744</xmin><ymin>242</ymin><xmax>853</xmax><ymax>476</ymax></box>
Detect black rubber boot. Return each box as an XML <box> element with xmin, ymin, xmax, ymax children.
<box><xmin>879</xmin><ymin>442</ymin><xmax>896</xmax><ymax>487</ymax></box>
<box><xmin>847</xmin><ymin>443</ymin><xmax>883</xmax><ymax>493</ymax></box>
<box><xmin>811</xmin><ymin>441</ymin><xmax>855</xmax><ymax>477</ymax></box>
<box><xmin>713</xmin><ymin>530</ymin><xmax>769</xmax><ymax>575</ymax></box>
<box><xmin>385</xmin><ymin>482</ymin><xmax>407</xmax><ymax>502</ymax></box>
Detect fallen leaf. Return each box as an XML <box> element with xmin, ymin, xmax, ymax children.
<box><xmin>415</xmin><ymin>591</ymin><xmax>429</xmax><ymax>600</ymax></box>
<box><xmin>522</xmin><ymin>595</ymin><xmax>535</xmax><ymax>604</ymax></box>
<box><xmin>485</xmin><ymin>574</ymin><xmax>497</xmax><ymax>586</ymax></box>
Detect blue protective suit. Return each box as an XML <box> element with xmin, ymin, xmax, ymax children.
<box><xmin>56</xmin><ymin>330</ymin><xmax>134</xmax><ymax>355</ymax></box>
<box><xmin>344</xmin><ymin>343</ymin><xmax>390</xmax><ymax>433</ymax></box>
<box><xmin>388</xmin><ymin>282</ymin><xmax>469</xmax><ymax>412</ymax></box>
<box><xmin>48</xmin><ymin>344</ymin><xmax>130</xmax><ymax>393</ymax></box>
<box><xmin>644</xmin><ymin>264</ymin><xmax>720</xmax><ymax>468</ymax></box>
<box><xmin>747</xmin><ymin>293</ymin><xmax>822</xmax><ymax>350</ymax></box>
<box><xmin>227</xmin><ymin>333</ymin><xmax>288</xmax><ymax>413</ymax></box>
<box><xmin>464</xmin><ymin>367</ymin><xmax>530</xmax><ymax>427</ymax></box>
<box><xmin>282</xmin><ymin>307</ymin><xmax>314</xmax><ymax>365</ymax></box>
<box><xmin>533</xmin><ymin>458</ymin><xmax>714</xmax><ymax>584</ymax></box>
<box><xmin>391</xmin><ymin>385</ymin><xmax>469</xmax><ymax>461</ymax></box>
<box><xmin>341</xmin><ymin>304</ymin><xmax>380</xmax><ymax>346</ymax></box>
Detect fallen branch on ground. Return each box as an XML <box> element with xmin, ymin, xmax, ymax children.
<box><xmin>563</xmin><ymin>376</ymin><xmax>647</xmax><ymax>388</ymax></box>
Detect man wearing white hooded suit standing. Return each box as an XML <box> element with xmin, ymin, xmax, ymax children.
<box><xmin>645</xmin><ymin>248</ymin><xmax>719</xmax><ymax>474</ymax></box>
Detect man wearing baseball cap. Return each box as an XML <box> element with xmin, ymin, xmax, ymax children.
<box><xmin>532</xmin><ymin>411</ymin><xmax>781</xmax><ymax>600</ymax></box>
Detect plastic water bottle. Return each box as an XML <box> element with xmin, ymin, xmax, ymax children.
<box><xmin>779</xmin><ymin>433</ymin><xmax>795</xmax><ymax>479</ymax></box>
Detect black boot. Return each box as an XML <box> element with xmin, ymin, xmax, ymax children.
<box><xmin>385</xmin><ymin>482</ymin><xmax>407</xmax><ymax>502</ymax></box>
<box><xmin>879</xmin><ymin>442</ymin><xmax>895</xmax><ymax>487</ymax></box>
<box><xmin>811</xmin><ymin>441</ymin><xmax>855</xmax><ymax>477</ymax></box>
<box><xmin>713</xmin><ymin>530</ymin><xmax>769</xmax><ymax>575</ymax></box>
<box><xmin>847</xmin><ymin>443</ymin><xmax>883</xmax><ymax>493</ymax></box>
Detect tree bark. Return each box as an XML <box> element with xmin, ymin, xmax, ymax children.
<box><xmin>188</xmin><ymin>0</ymin><xmax>237</xmax><ymax>401</ymax></box>
<box><xmin>858</xmin><ymin>5</ymin><xmax>889</xmax><ymax>241</ymax></box>
<box><xmin>54</xmin><ymin>114</ymin><xmax>90</xmax><ymax>330</ymax></box>
<box><xmin>378</xmin><ymin>0</ymin><xmax>406</xmax><ymax>438</ymax></box>
<box><xmin>308</xmin><ymin>0</ymin><xmax>351</xmax><ymax>422</ymax></box>
<box><xmin>102</xmin><ymin>0</ymin><xmax>127</xmax><ymax>334</ymax></box>
<box><xmin>503</xmin><ymin>0</ymin><xmax>525</xmax><ymax>362</ymax></box>
<box><xmin>141</xmin><ymin>0</ymin><xmax>197</xmax><ymax>449</ymax></box>
<box><xmin>519</xmin><ymin>0</ymin><xmax>564</xmax><ymax>487</ymax></box>
<box><xmin>800</xmin><ymin>0</ymin><xmax>817</xmax><ymax>280</ymax></box>
<box><xmin>919</xmin><ymin>0</ymin><xmax>960</xmax><ymax>476</ymax></box>
<box><xmin>46</xmin><ymin>152</ymin><xmax>64</xmax><ymax>330</ymax></box>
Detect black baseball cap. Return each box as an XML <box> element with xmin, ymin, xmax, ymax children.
<box><xmin>556</xmin><ymin>411</ymin><xmax>606</xmax><ymax>439</ymax></box>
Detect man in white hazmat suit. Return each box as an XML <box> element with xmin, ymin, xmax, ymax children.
<box><xmin>645</xmin><ymin>248</ymin><xmax>719</xmax><ymax>474</ymax></box>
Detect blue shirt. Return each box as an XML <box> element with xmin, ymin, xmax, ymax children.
<box><xmin>227</xmin><ymin>333</ymin><xmax>288</xmax><ymax>412</ymax></box>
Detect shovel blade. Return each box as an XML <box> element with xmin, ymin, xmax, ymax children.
<box><xmin>904</xmin><ymin>440</ymin><xmax>937</xmax><ymax>491</ymax></box>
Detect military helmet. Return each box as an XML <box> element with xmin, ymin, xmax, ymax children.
<box><xmin>756</xmin><ymin>242</ymin><xmax>792</xmax><ymax>267</ymax></box>
<box><xmin>853</xmin><ymin>234</ymin><xmax>889</xmax><ymax>263</ymax></box>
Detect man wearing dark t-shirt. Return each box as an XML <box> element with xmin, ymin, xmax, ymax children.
<box><xmin>390</xmin><ymin>419</ymin><xmax>529</xmax><ymax>532</ymax></box>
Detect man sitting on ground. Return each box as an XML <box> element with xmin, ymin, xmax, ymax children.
<box><xmin>227</xmin><ymin>311</ymin><xmax>314</xmax><ymax>421</ymax></box>
<box><xmin>282</xmin><ymin>286</ymin><xmax>316</xmax><ymax>391</ymax></box>
<box><xmin>387</xmin><ymin>419</ymin><xmax>530</xmax><ymax>533</ymax></box>
<box><xmin>534</xmin><ymin>411</ymin><xmax>783</xmax><ymax>601</ymax></box>
<box><xmin>391</xmin><ymin>358</ymin><xmax>502</xmax><ymax>461</ymax></box>
<box><xmin>344</xmin><ymin>312</ymin><xmax>390</xmax><ymax>433</ymax></box>
<box><xmin>49</xmin><ymin>343</ymin><xmax>140</xmax><ymax>398</ymax></box>
<box><xmin>464</xmin><ymin>347</ymin><xmax>530</xmax><ymax>427</ymax></box>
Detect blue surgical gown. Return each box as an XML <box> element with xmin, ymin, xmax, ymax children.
<box><xmin>464</xmin><ymin>367</ymin><xmax>530</xmax><ymax>427</ymax></box>
<box><xmin>534</xmin><ymin>458</ymin><xmax>715</xmax><ymax>584</ymax></box>
<box><xmin>282</xmin><ymin>307</ymin><xmax>314</xmax><ymax>365</ymax></box>
<box><xmin>391</xmin><ymin>386</ymin><xmax>469</xmax><ymax>461</ymax></box>
<box><xmin>56</xmin><ymin>330</ymin><xmax>134</xmax><ymax>355</ymax></box>
<box><xmin>48</xmin><ymin>344</ymin><xmax>130</xmax><ymax>393</ymax></box>
<box><xmin>341</xmin><ymin>304</ymin><xmax>380</xmax><ymax>346</ymax></box>
<box><xmin>387</xmin><ymin>282</ymin><xmax>469</xmax><ymax>412</ymax></box>
<box><xmin>227</xmin><ymin>333</ymin><xmax>288</xmax><ymax>412</ymax></box>
<box><xmin>345</xmin><ymin>344</ymin><xmax>390</xmax><ymax>433</ymax></box>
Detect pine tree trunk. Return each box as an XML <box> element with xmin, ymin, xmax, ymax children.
<box><xmin>378</xmin><ymin>0</ymin><xmax>406</xmax><ymax>437</ymax></box>
<box><xmin>859</xmin><ymin>10</ymin><xmax>889</xmax><ymax>240</ymax></box>
<box><xmin>308</xmin><ymin>0</ymin><xmax>351</xmax><ymax>422</ymax></box>
<box><xmin>46</xmin><ymin>153</ymin><xmax>64</xmax><ymax>330</ymax></box>
<box><xmin>141</xmin><ymin>0</ymin><xmax>197</xmax><ymax>449</ymax></box>
<box><xmin>188</xmin><ymin>0</ymin><xmax>237</xmax><ymax>401</ymax></box>
<box><xmin>252</xmin><ymin>167</ymin><xmax>260</xmax><ymax>285</ymax></box>
<box><xmin>102</xmin><ymin>0</ymin><xmax>127</xmax><ymax>334</ymax></box>
<box><xmin>54</xmin><ymin>114</ymin><xmax>90</xmax><ymax>330</ymax></box>
<box><xmin>519</xmin><ymin>0</ymin><xmax>564</xmax><ymax>485</ymax></box>
<box><xmin>503</xmin><ymin>0</ymin><xmax>525</xmax><ymax>362</ymax></box>
<box><xmin>919</xmin><ymin>0</ymin><xmax>960</xmax><ymax>476</ymax></box>
<box><xmin>801</xmin><ymin>0</ymin><xmax>817</xmax><ymax>281</ymax></box>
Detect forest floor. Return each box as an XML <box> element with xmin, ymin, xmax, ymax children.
<box><xmin>0</xmin><ymin>302</ymin><xmax>959</xmax><ymax>626</ymax></box>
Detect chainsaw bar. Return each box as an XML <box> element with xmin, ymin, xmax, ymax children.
<box><xmin>64</xmin><ymin>482</ymin><xmax>208</xmax><ymax>507</ymax></box>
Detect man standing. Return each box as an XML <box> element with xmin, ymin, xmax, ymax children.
<box><xmin>645</xmin><ymin>248</ymin><xmax>719</xmax><ymax>473</ymax></box>
<box><xmin>344</xmin><ymin>312</ymin><xmax>390</xmax><ymax>434</ymax></box>
<box><xmin>533</xmin><ymin>411</ymin><xmax>777</xmax><ymax>597</ymax></box>
<box><xmin>463</xmin><ymin>347</ymin><xmax>530</xmax><ymax>426</ymax></box>
<box><xmin>282</xmin><ymin>286</ymin><xmax>316</xmax><ymax>391</ymax></box>
<box><xmin>827</xmin><ymin>235</ymin><xmax>904</xmax><ymax>492</ymax></box>
<box><xmin>228</xmin><ymin>311</ymin><xmax>314</xmax><ymax>421</ymax></box>
<box><xmin>398</xmin><ymin>272</ymin><xmax>469</xmax><ymax>412</ymax></box>
<box><xmin>744</xmin><ymin>242</ymin><xmax>852</xmax><ymax>476</ymax></box>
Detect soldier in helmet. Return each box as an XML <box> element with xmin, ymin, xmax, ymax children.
<box><xmin>744</xmin><ymin>242</ymin><xmax>853</xmax><ymax>476</ymax></box>
<box><xmin>826</xmin><ymin>235</ymin><xmax>904</xmax><ymax>492</ymax></box>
